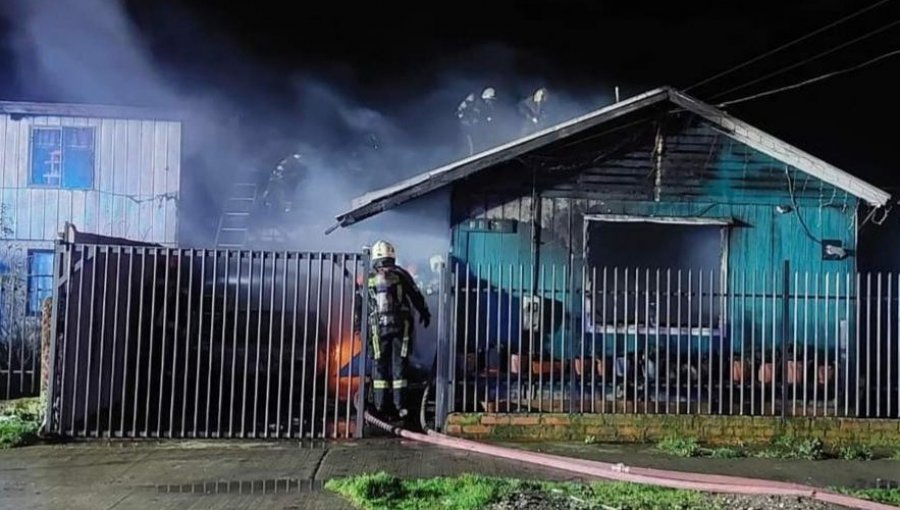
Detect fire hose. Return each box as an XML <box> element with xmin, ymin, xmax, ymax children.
<box><xmin>362</xmin><ymin>411</ymin><xmax>896</xmax><ymax>510</ymax></box>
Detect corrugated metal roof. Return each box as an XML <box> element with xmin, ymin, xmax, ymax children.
<box><xmin>0</xmin><ymin>100</ymin><xmax>182</xmax><ymax>121</ymax></box>
<box><xmin>331</xmin><ymin>86</ymin><xmax>891</xmax><ymax>231</ymax></box>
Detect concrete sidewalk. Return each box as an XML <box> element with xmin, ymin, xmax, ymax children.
<box><xmin>0</xmin><ymin>439</ymin><xmax>587</xmax><ymax>510</ymax></box>
<box><xmin>1</xmin><ymin>439</ymin><xmax>897</xmax><ymax>510</ymax></box>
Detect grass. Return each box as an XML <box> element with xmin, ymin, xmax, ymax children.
<box><xmin>835</xmin><ymin>487</ymin><xmax>900</xmax><ymax>507</ymax></box>
<box><xmin>756</xmin><ymin>437</ymin><xmax>825</xmax><ymax>460</ymax></box>
<box><xmin>655</xmin><ymin>437</ymin><xmax>742</xmax><ymax>459</ymax></box>
<box><xmin>325</xmin><ymin>472</ymin><xmax>709</xmax><ymax>510</ymax></box>
<box><xmin>649</xmin><ymin>436</ymin><xmax>891</xmax><ymax>461</ymax></box>
<box><xmin>837</xmin><ymin>444</ymin><xmax>874</xmax><ymax>461</ymax></box>
<box><xmin>656</xmin><ymin>437</ymin><xmax>702</xmax><ymax>457</ymax></box>
<box><xmin>0</xmin><ymin>397</ymin><xmax>42</xmax><ymax>449</ymax></box>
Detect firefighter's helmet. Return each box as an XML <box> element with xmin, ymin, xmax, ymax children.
<box><xmin>533</xmin><ymin>88</ymin><xmax>547</xmax><ymax>103</ymax></box>
<box><xmin>481</xmin><ymin>87</ymin><xmax>496</xmax><ymax>100</ymax></box>
<box><xmin>371</xmin><ymin>240</ymin><xmax>396</xmax><ymax>261</ymax></box>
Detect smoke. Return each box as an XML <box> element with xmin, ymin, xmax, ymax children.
<box><xmin>2</xmin><ymin>0</ymin><xmax>613</xmax><ymax>265</ymax></box>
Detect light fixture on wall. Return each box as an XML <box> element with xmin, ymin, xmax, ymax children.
<box><xmin>775</xmin><ymin>205</ymin><xmax>793</xmax><ymax>214</ymax></box>
<box><xmin>822</xmin><ymin>239</ymin><xmax>848</xmax><ymax>260</ymax></box>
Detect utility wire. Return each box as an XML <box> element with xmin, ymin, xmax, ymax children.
<box><xmin>685</xmin><ymin>0</ymin><xmax>894</xmax><ymax>92</ymax></box>
<box><xmin>709</xmin><ymin>17</ymin><xmax>900</xmax><ymax>101</ymax></box>
<box><xmin>716</xmin><ymin>48</ymin><xmax>900</xmax><ymax>107</ymax></box>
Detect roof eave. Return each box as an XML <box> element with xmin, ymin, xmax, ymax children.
<box><xmin>333</xmin><ymin>87</ymin><xmax>673</xmax><ymax>228</ymax></box>
<box><xmin>667</xmin><ymin>90</ymin><xmax>891</xmax><ymax>208</ymax></box>
<box><xmin>0</xmin><ymin>100</ymin><xmax>183</xmax><ymax>122</ymax></box>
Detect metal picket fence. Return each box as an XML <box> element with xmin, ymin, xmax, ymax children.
<box><xmin>45</xmin><ymin>243</ymin><xmax>370</xmax><ymax>439</ymax></box>
<box><xmin>0</xmin><ymin>246</ymin><xmax>49</xmax><ymax>401</ymax></box>
<box><xmin>441</xmin><ymin>262</ymin><xmax>900</xmax><ymax>420</ymax></box>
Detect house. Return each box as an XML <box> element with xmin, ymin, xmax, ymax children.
<box><xmin>333</xmin><ymin>87</ymin><xmax>895</xmax><ymax>417</ymax></box>
<box><xmin>0</xmin><ymin>100</ymin><xmax>181</xmax><ymax>399</ymax></box>
<box><xmin>0</xmin><ymin>100</ymin><xmax>181</xmax><ymax>313</ymax></box>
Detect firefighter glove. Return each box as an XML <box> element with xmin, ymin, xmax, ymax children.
<box><xmin>420</xmin><ymin>311</ymin><xmax>431</xmax><ymax>329</ymax></box>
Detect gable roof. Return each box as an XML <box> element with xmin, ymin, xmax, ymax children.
<box><xmin>330</xmin><ymin>86</ymin><xmax>891</xmax><ymax>232</ymax></box>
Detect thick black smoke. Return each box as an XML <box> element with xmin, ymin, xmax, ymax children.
<box><xmin>2</xmin><ymin>0</ymin><xmax>613</xmax><ymax>264</ymax></box>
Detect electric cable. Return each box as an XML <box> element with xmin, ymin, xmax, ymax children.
<box><xmin>710</xmin><ymin>17</ymin><xmax>900</xmax><ymax>101</ymax></box>
<box><xmin>716</xmin><ymin>48</ymin><xmax>900</xmax><ymax>107</ymax></box>
<box><xmin>685</xmin><ymin>0</ymin><xmax>894</xmax><ymax>92</ymax></box>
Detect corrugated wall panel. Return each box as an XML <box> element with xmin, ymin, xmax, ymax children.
<box><xmin>138</xmin><ymin>121</ymin><xmax>154</xmax><ymax>241</ymax></box>
<box><xmin>43</xmin><ymin>189</ymin><xmax>59</xmax><ymax>240</ymax></box>
<box><xmin>152</xmin><ymin>122</ymin><xmax>167</xmax><ymax>242</ymax></box>
<box><xmin>0</xmin><ymin>116</ymin><xmax>6</xmax><ymax>193</ymax></box>
<box><xmin>122</xmin><ymin>120</ymin><xmax>140</xmax><ymax>238</ymax></box>
<box><xmin>98</xmin><ymin>119</ymin><xmax>115</xmax><ymax>237</ymax></box>
<box><xmin>1</xmin><ymin>116</ymin><xmax>18</xmax><ymax>189</ymax></box>
<box><xmin>165</xmin><ymin>121</ymin><xmax>180</xmax><ymax>243</ymax></box>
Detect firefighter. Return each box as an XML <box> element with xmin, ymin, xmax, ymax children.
<box><xmin>518</xmin><ymin>87</ymin><xmax>549</xmax><ymax>135</ymax></box>
<box><xmin>456</xmin><ymin>92</ymin><xmax>479</xmax><ymax>155</ymax></box>
<box><xmin>362</xmin><ymin>240</ymin><xmax>431</xmax><ymax>420</ymax></box>
<box><xmin>261</xmin><ymin>152</ymin><xmax>306</xmax><ymax>214</ymax></box>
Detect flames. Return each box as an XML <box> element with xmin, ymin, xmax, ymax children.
<box><xmin>319</xmin><ymin>328</ymin><xmax>363</xmax><ymax>401</ymax></box>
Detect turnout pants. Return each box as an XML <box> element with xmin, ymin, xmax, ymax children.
<box><xmin>370</xmin><ymin>321</ymin><xmax>412</xmax><ymax>413</ymax></box>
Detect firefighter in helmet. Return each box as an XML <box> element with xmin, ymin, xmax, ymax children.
<box><xmin>518</xmin><ymin>87</ymin><xmax>549</xmax><ymax>135</ymax></box>
<box><xmin>362</xmin><ymin>240</ymin><xmax>431</xmax><ymax>420</ymax></box>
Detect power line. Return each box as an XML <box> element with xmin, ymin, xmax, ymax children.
<box><xmin>685</xmin><ymin>0</ymin><xmax>894</xmax><ymax>92</ymax></box>
<box><xmin>709</xmin><ymin>17</ymin><xmax>900</xmax><ymax>101</ymax></box>
<box><xmin>716</xmin><ymin>48</ymin><xmax>900</xmax><ymax>107</ymax></box>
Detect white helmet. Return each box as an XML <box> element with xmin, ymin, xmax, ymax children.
<box><xmin>533</xmin><ymin>88</ymin><xmax>547</xmax><ymax>103</ymax></box>
<box><xmin>481</xmin><ymin>87</ymin><xmax>495</xmax><ymax>100</ymax></box>
<box><xmin>371</xmin><ymin>240</ymin><xmax>396</xmax><ymax>261</ymax></box>
<box><xmin>429</xmin><ymin>254</ymin><xmax>446</xmax><ymax>273</ymax></box>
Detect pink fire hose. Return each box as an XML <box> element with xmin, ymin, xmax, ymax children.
<box><xmin>363</xmin><ymin>412</ymin><xmax>896</xmax><ymax>510</ymax></box>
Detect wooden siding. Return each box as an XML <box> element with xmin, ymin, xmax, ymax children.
<box><xmin>0</xmin><ymin>113</ymin><xmax>181</xmax><ymax>245</ymax></box>
<box><xmin>449</xmin><ymin>113</ymin><xmax>862</xmax><ymax>355</ymax></box>
<box><xmin>452</xmin><ymin>113</ymin><xmax>860</xmax><ymax>279</ymax></box>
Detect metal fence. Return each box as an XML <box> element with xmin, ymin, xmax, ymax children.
<box><xmin>441</xmin><ymin>263</ymin><xmax>900</xmax><ymax>419</ymax></box>
<box><xmin>46</xmin><ymin>243</ymin><xmax>370</xmax><ymax>438</ymax></box>
<box><xmin>0</xmin><ymin>246</ymin><xmax>48</xmax><ymax>401</ymax></box>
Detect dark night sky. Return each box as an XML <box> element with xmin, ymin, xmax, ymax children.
<box><xmin>3</xmin><ymin>0</ymin><xmax>900</xmax><ymax>187</ymax></box>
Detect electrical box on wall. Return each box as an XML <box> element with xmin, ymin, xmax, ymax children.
<box><xmin>463</xmin><ymin>219</ymin><xmax>517</xmax><ymax>233</ymax></box>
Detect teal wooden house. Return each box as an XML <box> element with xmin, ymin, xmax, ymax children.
<box><xmin>334</xmin><ymin>88</ymin><xmax>893</xmax><ymax>412</ymax></box>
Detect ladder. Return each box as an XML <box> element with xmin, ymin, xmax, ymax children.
<box><xmin>214</xmin><ymin>182</ymin><xmax>258</xmax><ymax>249</ymax></box>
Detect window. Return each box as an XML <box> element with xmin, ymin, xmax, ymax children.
<box><xmin>30</xmin><ymin>127</ymin><xmax>95</xmax><ymax>189</ymax></box>
<box><xmin>583</xmin><ymin>216</ymin><xmax>728</xmax><ymax>333</ymax></box>
<box><xmin>27</xmin><ymin>250</ymin><xmax>54</xmax><ymax>316</ymax></box>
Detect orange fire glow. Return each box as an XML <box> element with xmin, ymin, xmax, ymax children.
<box><xmin>319</xmin><ymin>329</ymin><xmax>363</xmax><ymax>401</ymax></box>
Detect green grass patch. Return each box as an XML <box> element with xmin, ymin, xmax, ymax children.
<box><xmin>655</xmin><ymin>437</ymin><xmax>743</xmax><ymax>459</ymax></box>
<box><xmin>755</xmin><ymin>437</ymin><xmax>825</xmax><ymax>460</ymax></box>
<box><xmin>837</xmin><ymin>444</ymin><xmax>874</xmax><ymax>461</ymax></box>
<box><xmin>835</xmin><ymin>487</ymin><xmax>900</xmax><ymax>507</ymax></box>
<box><xmin>706</xmin><ymin>447</ymin><xmax>745</xmax><ymax>459</ymax></box>
<box><xmin>325</xmin><ymin>472</ymin><xmax>709</xmax><ymax>510</ymax></box>
<box><xmin>656</xmin><ymin>437</ymin><xmax>702</xmax><ymax>457</ymax></box>
<box><xmin>0</xmin><ymin>397</ymin><xmax>42</xmax><ymax>449</ymax></box>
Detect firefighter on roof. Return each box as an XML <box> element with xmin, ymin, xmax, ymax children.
<box><xmin>518</xmin><ymin>87</ymin><xmax>549</xmax><ymax>135</ymax></box>
<box><xmin>358</xmin><ymin>240</ymin><xmax>431</xmax><ymax>421</ymax></box>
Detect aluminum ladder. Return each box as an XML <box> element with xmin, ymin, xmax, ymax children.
<box><xmin>214</xmin><ymin>182</ymin><xmax>258</xmax><ymax>249</ymax></box>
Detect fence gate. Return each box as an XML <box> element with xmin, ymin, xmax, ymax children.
<box><xmin>46</xmin><ymin>242</ymin><xmax>370</xmax><ymax>439</ymax></box>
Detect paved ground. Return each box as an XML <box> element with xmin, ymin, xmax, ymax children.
<box><xmin>1</xmin><ymin>439</ymin><xmax>898</xmax><ymax>510</ymax></box>
<box><xmin>0</xmin><ymin>439</ymin><xmax>587</xmax><ymax>510</ymax></box>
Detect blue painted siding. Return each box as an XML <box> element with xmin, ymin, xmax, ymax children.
<box><xmin>448</xmin><ymin>115</ymin><xmax>864</xmax><ymax>361</ymax></box>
